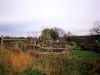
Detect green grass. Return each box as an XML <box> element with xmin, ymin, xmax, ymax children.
<box><xmin>69</xmin><ymin>50</ymin><xmax>100</xmax><ymax>58</ymax></box>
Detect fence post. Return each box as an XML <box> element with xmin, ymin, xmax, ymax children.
<box><xmin>1</xmin><ymin>35</ymin><xmax>3</xmax><ymax>45</ymax></box>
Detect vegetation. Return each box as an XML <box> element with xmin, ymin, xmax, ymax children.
<box><xmin>0</xmin><ymin>45</ymin><xmax>100</xmax><ymax>75</ymax></box>
<box><xmin>40</xmin><ymin>27</ymin><xmax>66</xmax><ymax>41</ymax></box>
<box><xmin>90</xmin><ymin>21</ymin><xmax>100</xmax><ymax>45</ymax></box>
<box><xmin>50</xmin><ymin>28</ymin><xmax>59</xmax><ymax>41</ymax></box>
<box><xmin>0</xmin><ymin>23</ymin><xmax>100</xmax><ymax>75</ymax></box>
<box><xmin>69</xmin><ymin>50</ymin><xmax>100</xmax><ymax>58</ymax></box>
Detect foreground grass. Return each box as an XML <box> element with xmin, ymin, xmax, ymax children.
<box><xmin>0</xmin><ymin>46</ymin><xmax>100</xmax><ymax>75</ymax></box>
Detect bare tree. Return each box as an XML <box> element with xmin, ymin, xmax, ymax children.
<box><xmin>90</xmin><ymin>21</ymin><xmax>100</xmax><ymax>45</ymax></box>
<box><xmin>63</xmin><ymin>31</ymin><xmax>72</xmax><ymax>42</ymax></box>
<box><xmin>90</xmin><ymin>21</ymin><xmax>100</xmax><ymax>35</ymax></box>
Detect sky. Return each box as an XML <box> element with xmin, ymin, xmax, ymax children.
<box><xmin>0</xmin><ymin>0</ymin><xmax>100</xmax><ymax>37</ymax></box>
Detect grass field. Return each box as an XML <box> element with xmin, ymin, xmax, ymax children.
<box><xmin>69</xmin><ymin>50</ymin><xmax>100</xmax><ymax>58</ymax></box>
<box><xmin>0</xmin><ymin>46</ymin><xmax>100</xmax><ymax>75</ymax></box>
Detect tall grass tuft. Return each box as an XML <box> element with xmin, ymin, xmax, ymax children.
<box><xmin>0</xmin><ymin>46</ymin><xmax>45</xmax><ymax>75</ymax></box>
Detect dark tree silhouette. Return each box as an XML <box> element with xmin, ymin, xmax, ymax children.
<box><xmin>50</xmin><ymin>29</ymin><xmax>59</xmax><ymax>41</ymax></box>
<box><xmin>90</xmin><ymin>21</ymin><xmax>100</xmax><ymax>45</ymax></box>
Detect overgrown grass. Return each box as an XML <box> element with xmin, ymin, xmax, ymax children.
<box><xmin>0</xmin><ymin>45</ymin><xmax>100</xmax><ymax>75</ymax></box>
<box><xmin>0</xmin><ymin>46</ymin><xmax>45</xmax><ymax>75</ymax></box>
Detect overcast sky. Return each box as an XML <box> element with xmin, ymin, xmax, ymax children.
<box><xmin>0</xmin><ymin>0</ymin><xmax>100</xmax><ymax>37</ymax></box>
